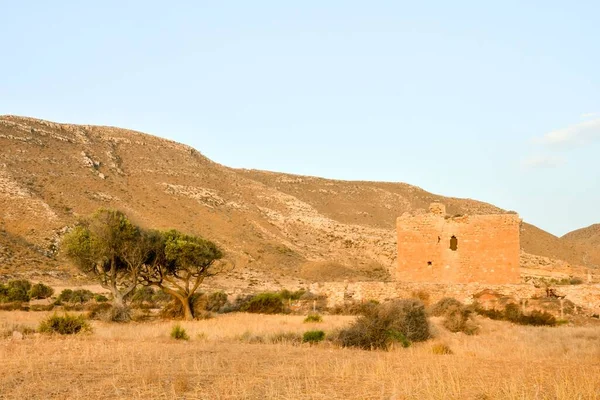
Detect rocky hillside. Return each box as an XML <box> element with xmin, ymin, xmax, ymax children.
<box><xmin>0</xmin><ymin>115</ymin><xmax>597</xmax><ymax>284</ymax></box>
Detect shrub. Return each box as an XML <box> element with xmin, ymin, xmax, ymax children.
<box><xmin>171</xmin><ymin>324</ymin><xmax>189</xmax><ymax>340</ymax></box>
<box><xmin>39</xmin><ymin>313</ymin><xmax>91</xmax><ymax>334</ymax></box>
<box><xmin>206</xmin><ymin>291</ymin><xmax>228</xmax><ymax>312</ymax></box>
<box><xmin>94</xmin><ymin>294</ymin><xmax>109</xmax><ymax>303</ymax></box>
<box><xmin>28</xmin><ymin>283</ymin><xmax>54</xmax><ymax>300</ymax></box>
<box><xmin>0</xmin><ymin>280</ymin><xmax>32</xmax><ymax>303</ymax></box>
<box><xmin>429</xmin><ymin>297</ymin><xmax>464</xmax><ymax>317</ymax></box>
<box><xmin>303</xmin><ymin>330</ymin><xmax>325</xmax><ymax>344</ymax></box>
<box><xmin>474</xmin><ymin>302</ymin><xmax>556</xmax><ymax>326</ymax></box>
<box><xmin>431</xmin><ymin>343</ymin><xmax>453</xmax><ymax>355</ymax></box>
<box><xmin>304</xmin><ymin>313</ymin><xmax>323</xmax><ymax>323</ymax></box>
<box><xmin>442</xmin><ymin>305</ymin><xmax>479</xmax><ymax>335</ymax></box>
<box><xmin>241</xmin><ymin>292</ymin><xmax>284</xmax><ymax>314</ymax></box>
<box><xmin>337</xmin><ymin>299</ymin><xmax>430</xmax><ymax>350</ymax></box>
<box><xmin>58</xmin><ymin>289</ymin><xmax>94</xmax><ymax>304</ymax></box>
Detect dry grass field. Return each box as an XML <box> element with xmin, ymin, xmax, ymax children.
<box><xmin>1</xmin><ymin>311</ymin><xmax>599</xmax><ymax>400</ymax></box>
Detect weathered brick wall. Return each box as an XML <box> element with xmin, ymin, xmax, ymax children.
<box><xmin>396</xmin><ymin>204</ymin><xmax>520</xmax><ymax>284</ymax></box>
<box><xmin>309</xmin><ymin>281</ymin><xmax>600</xmax><ymax>316</ymax></box>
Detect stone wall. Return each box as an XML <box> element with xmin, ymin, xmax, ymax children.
<box><xmin>309</xmin><ymin>281</ymin><xmax>600</xmax><ymax>316</ymax></box>
<box><xmin>396</xmin><ymin>203</ymin><xmax>521</xmax><ymax>284</ymax></box>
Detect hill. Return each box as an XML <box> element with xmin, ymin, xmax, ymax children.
<box><xmin>0</xmin><ymin>115</ymin><xmax>597</xmax><ymax>284</ymax></box>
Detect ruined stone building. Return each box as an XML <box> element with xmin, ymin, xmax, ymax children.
<box><xmin>396</xmin><ymin>203</ymin><xmax>521</xmax><ymax>284</ymax></box>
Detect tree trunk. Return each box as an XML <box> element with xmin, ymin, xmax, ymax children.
<box><xmin>182</xmin><ymin>298</ymin><xmax>194</xmax><ymax>321</ymax></box>
<box><xmin>111</xmin><ymin>289</ymin><xmax>125</xmax><ymax>308</ymax></box>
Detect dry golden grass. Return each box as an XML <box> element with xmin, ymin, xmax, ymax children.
<box><xmin>0</xmin><ymin>311</ymin><xmax>599</xmax><ymax>399</ymax></box>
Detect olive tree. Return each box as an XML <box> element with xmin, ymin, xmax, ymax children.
<box><xmin>139</xmin><ymin>229</ymin><xmax>223</xmax><ymax>320</ymax></box>
<box><xmin>62</xmin><ymin>209</ymin><xmax>144</xmax><ymax>308</ymax></box>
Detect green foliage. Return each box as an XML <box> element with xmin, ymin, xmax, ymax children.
<box><xmin>38</xmin><ymin>313</ymin><xmax>91</xmax><ymax>334</ymax></box>
<box><xmin>171</xmin><ymin>324</ymin><xmax>189</xmax><ymax>340</ymax></box>
<box><xmin>28</xmin><ymin>282</ymin><xmax>54</xmax><ymax>300</ymax></box>
<box><xmin>474</xmin><ymin>303</ymin><xmax>557</xmax><ymax>326</ymax></box>
<box><xmin>337</xmin><ymin>299</ymin><xmax>430</xmax><ymax>350</ymax></box>
<box><xmin>241</xmin><ymin>292</ymin><xmax>284</xmax><ymax>314</ymax></box>
<box><xmin>0</xmin><ymin>280</ymin><xmax>32</xmax><ymax>303</ymax></box>
<box><xmin>303</xmin><ymin>330</ymin><xmax>325</xmax><ymax>343</ymax></box>
<box><xmin>303</xmin><ymin>313</ymin><xmax>323</xmax><ymax>323</ymax></box>
<box><xmin>57</xmin><ymin>289</ymin><xmax>94</xmax><ymax>304</ymax></box>
<box><xmin>162</xmin><ymin>229</ymin><xmax>223</xmax><ymax>273</ymax></box>
<box><xmin>94</xmin><ymin>294</ymin><xmax>109</xmax><ymax>303</ymax></box>
<box><xmin>430</xmin><ymin>298</ymin><xmax>479</xmax><ymax>335</ymax></box>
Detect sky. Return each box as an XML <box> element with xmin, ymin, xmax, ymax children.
<box><xmin>1</xmin><ymin>1</ymin><xmax>599</xmax><ymax>236</ymax></box>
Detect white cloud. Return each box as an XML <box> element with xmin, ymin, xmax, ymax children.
<box><xmin>521</xmin><ymin>155</ymin><xmax>565</xmax><ymax>169</ymax></box>
<box><xmin>581</xmin><ymin>112</ymin><xmax>598</xmax><ymax>119</ymax></box>
<box><xmin>535</xmin><ymin>118</ymin><xmax>600</xmax><ymax>146</ymax></box>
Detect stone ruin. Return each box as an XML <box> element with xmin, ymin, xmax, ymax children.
<box><xmin>396</xmin><ymin>203</ymin><xmax>521</xmax><ymax>284</ymax></box>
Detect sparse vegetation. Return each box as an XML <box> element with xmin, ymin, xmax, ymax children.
<box><xmin>38</xmin><ymin>313</ymin><xmax>91</xmax><ymax>335</ymax></box>
<box><xmin>304</xmin><ymin>313</ymin><xmax>323</xmax><ymax>323</ymax></box>
<box><xmin>170</xmin><ymin>324</ymin><xmax>189</xmax><ymax>340</ymax></box>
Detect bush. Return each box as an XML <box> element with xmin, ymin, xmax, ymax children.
<box><xmin>171</xmin><ymin>324</ymin><xmax>189</xmax><ymax>340</ymax></box>
<box><xmin>303</xmin><ymin>330</ymin><xmax>325</xmax><ymax>344</ymax></box>
<box><xmin>442</xmin><ymin>305</ymin><xmax>479</xmax><ymax>335</ymax></box>
<box><xmin>241</xmin><ymin>292</ymin><xmax>284</xmax><ymax>314</ymax></box>
<box><xmin>206</xmin><ymin>291</ymin><xmax>228</xmax><ymax>312</ymax></box>
<box><xmin>429</xmin><ymin>297</ymin><xmax>464</xmax><ymax>317</ymax></box>
<box><xmin>474</xmin><ymin>302</ymin><xmax>556</xmax><ymax>326</ymax></box>
<box><xmin>304</xmin><ymin>313</ymin><xmax>323</xmax><ymax>323</ymax></box>
<box><xmin>279</xmin><ymin>289</ymin><xmax>306</xmax><ymax>301</ymax></box>
<box><xmin>0</xmin><ymin>280</ymin><xmax>32</xmax><ymax>303</ymax></box>
<box><xmin>337</xmin><ymin>299</ymin><xmax>430</xmax><ymax>350</ymax></box>
<box><xmin>94</xmin><ymin>294</ymin><xmax>109</xmax><ymax>303</ymax></box>
<box><xmin>28</xmin><ymin>283</ymin><xmax>54</xmax><ymax>300</ymax></box>
<box><xmin>39</xmin><ymin>313</ymin><xmax>91</xmax><ymax>334</ymax></box>
<box><xmin>57</xmin><ymin>289</ymin><xmax>94</xmax><ymax>304</ymax></box>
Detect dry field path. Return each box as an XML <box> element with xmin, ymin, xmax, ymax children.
<box><xmin>1</xmin><ymin>312</ymin><xmax>599</xmax><ymax>399</ymax></box>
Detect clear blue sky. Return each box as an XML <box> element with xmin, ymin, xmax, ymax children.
<box><xmin>2</xmin><ymin>1</ymin><xmax>599</xmax><ymax>236</ymax></box>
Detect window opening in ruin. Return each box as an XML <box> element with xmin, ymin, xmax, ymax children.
<box><xmin>450</xmin><ymin>235</ymin><xmax>458</xmax><ymax>251</ymax></box>
<box><xmin>427</xmin><ymin>261</ymin><xmax>432</xmax><ymax>266</ymax></box>
<box><xmin>437</xmin><ymin>236</ymin><xmax>441</xmax><ymax>244</ymax></box>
